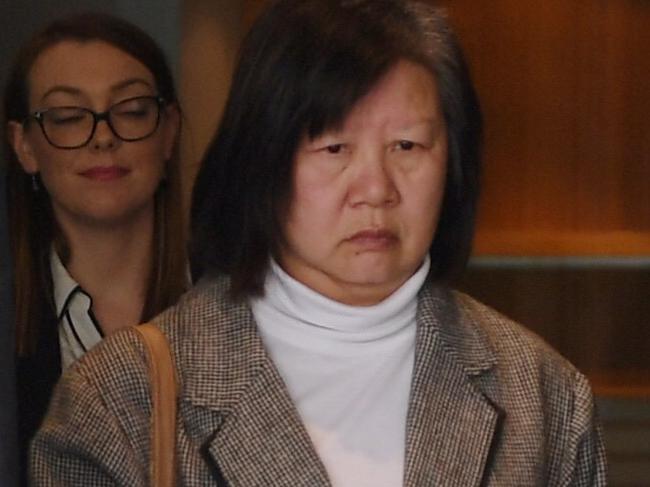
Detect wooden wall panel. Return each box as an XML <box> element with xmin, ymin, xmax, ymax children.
<box><xmin>180</xmin><ymin>0</ymin><xmax>245</xmax><ymax>205</ymax></box>
<box><xmin>461</xmin><ymin>265</ymin><xmax>650</xmax><ymax>395</ymax></box>
<box><xmin>436</xmin><ymin>0</ymin><xmax>650</xmax><ymax>254</ymax></box>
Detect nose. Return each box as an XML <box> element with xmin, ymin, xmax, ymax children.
<box><xmin>348</xmin><ymin>150</ymin><xmax>399</xmax><ymax>208</ymax></box>
<box><xmin>90</xmin><ymin>118</ymin><xmax>118</xmax><ymax>151</ymax></box>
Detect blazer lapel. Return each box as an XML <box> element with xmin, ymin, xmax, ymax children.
<box><xmin>404</xmin><ymin>286</ymin><xmax>501</xmax><ymax>487</ymax></box>
<box><xmin>207</xmin><ymin>360</ymin><xmax>331</xmax><ymax>485</ymax></box>
<box><xmin>177</xmin><ymin>280</ymin><xmax>330</xmax><ymax>486</ymax></box>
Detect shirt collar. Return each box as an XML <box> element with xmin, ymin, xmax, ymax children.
<box><xmin>50</xmin><ymin>248</ymin><xmax>81</xmax><ymax>319</ymax></box>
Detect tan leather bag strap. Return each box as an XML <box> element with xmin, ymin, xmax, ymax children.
<box><xmin>133</xmin><ymin>323</ymin><xmax>178</xmax><ymax>487</ymax></box>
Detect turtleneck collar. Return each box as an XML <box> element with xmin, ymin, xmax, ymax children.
<box><xmin>251</xmin><ymin>256</ymin><xmax>430</xmax><ymax>355</ymax></box>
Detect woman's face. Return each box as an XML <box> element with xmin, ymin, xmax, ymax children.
<box><xmin>279</xmin><ymin>60</ymin><xmax>448</xmax><ymax>306</ymax></box>
<box><xmin>9</xmin><ymin>40</ymin><xmax>178</xmax><ymax>229</ymax></box>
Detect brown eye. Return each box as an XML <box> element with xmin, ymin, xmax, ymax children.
<box><xmin>326</xmin><ymin>144</ymin><xmax>344</xmax><ymax>154</ymax></box>
<box><xmin>398</xmin><ymin>140</ymin><xmax>415</xmax><ymax>151</ymax></box>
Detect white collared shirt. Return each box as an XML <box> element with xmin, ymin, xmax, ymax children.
<box><xmin>50</xmin><ymin>249</ymin><xmax>103</xmax><ymax>369</ymax></box>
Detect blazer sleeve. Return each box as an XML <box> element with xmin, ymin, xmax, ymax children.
<box><xmin>30</xmin><ymin>357</ymin><xmax>148</xmax><ymax>486</ymax></box>
<box><xmin>561</xmin><ymin>371</ymin><xmax>608</xmax><ymax>487</ymax></box>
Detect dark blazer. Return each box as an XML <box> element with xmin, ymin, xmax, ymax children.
<box><xmin>0</xmin><ymin>165</ymin><xmax>18</xmax><ymax>486</ymax></box>
<box><xmin>31</xmin><ymin>277</ymin><xmax>607</xmax><ymax>486</ymax></box>
<box><xmin>16</xmin><ymin>306</ymin><xmax>60</xmax><ymax>486</ymax></box>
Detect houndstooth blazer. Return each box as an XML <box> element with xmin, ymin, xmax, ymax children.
<box><xmin>31</xmin><ymin>277</ymin><xmax>607</xmax><ymax>486</ymax></box>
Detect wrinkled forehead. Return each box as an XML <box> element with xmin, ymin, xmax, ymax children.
<box><xmin>304</xmin><ymin>58</ymin><xmax>443</xmax><ymax>140</ymax></box>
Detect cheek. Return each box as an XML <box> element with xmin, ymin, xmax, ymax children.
<box><xmin>28</xmin><ymin>136</ymin><xmax>60</xmax><ymax>169</ymax></box>
<box><xmin>287</xmin><ymin>192</ymin><xmax>332</xmax><ymax>236</ymax></box>
<box><xmin>32</xmin><ymin>148</ymin><xmax>74</xmax><ymax>188</ymax></box>
<box><xmin>150</xmin><ymin>151</ymin><xmax>167</xmax><ymax>179</ymax></box>
<box><xmin>284</xmin><ymin>184</ymin><xmax>345</xmax><ymax>257</ymax></box>
<box><xmin>291</xmin><ymin>166</ymin><xmax>338</xmax><ymax>222</ymax></box>
<box><xmin>404</xmin><ymin>165</ymin><xmax>447</xmax><ymax>234</ymax></box>
<box><xmin>130</xmin><ymin>141</ymin><xmax>168</xmax><ymax>179</ymax></box>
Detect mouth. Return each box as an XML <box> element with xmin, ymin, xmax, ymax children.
<box><xmin>79</xmin><ymin>166</ymin><xmax>130</xmax><ymax>181</ymax></box>
<box><xmin>345</xmin><ymin>228</ymin><xmax>398</xmax><ymax>251</ymax></box>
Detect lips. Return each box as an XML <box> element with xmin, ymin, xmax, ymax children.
<box><xmin>346</xmin><ymin>228</ymin><xmax>398</xmax><ymax>250</ymax></box>
<box><xmin>79</xmin><ymin>166</ymin><xmax>130</xmax><ymax>181</ymax></box>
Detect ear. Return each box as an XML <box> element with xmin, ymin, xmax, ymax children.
<box><xmin>7</xmin><ymin>121</ymin><xmax>40</xmax><ymax>174</ymax></box>
<box><xmin>161</xmin><ymin>103</ymin><xmax>180</xmax><ymax>161</ymax></box>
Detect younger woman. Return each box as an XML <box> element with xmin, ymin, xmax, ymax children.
<box><xmin>4</xmin><ymin>12</ymin><xmax>187</xmax><ymax>481</ymax></box>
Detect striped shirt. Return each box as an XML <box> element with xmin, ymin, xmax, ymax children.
<box><xmin>50</xmin><ymin>250</ymin><xmax>103</xmax><ymax>369</ymax></box>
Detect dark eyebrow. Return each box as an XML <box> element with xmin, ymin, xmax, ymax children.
<box><xmin>40</xmin><ymin>86</ymin><xmax>82</xmax><ymax>102</ymax></box>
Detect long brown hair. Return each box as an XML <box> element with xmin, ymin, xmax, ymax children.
<box><xmin>4</xmin><ymin>12</ymin><xmax>187</xmax><ymax>355</ymax></box>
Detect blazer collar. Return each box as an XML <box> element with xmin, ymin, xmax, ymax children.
<box><xmin>173</xmin><ymin>277</ymin><xmax>331</xmax><ymax>484</ymax></box>
<box><xmin>417</xmin><ymin>283</ymin><xmax>498</xmax><ymax>375</ymax></box>
<box><xmin>174</xmin><ymin>278</ymin><xmax>500</xmax><ymax>486</ymax></box>
<box><xmin>403</xmin><ymin>284</ymin><xmax>501</xmax><ymax>486</ymax></box>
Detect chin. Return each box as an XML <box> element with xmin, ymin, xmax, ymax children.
<box><xmin>71</xmin><ymin>203</ymin><xmax>152</xmax><ymax>228</ymax></box>
<box><xmin>337</xmin><ymin>265</ymin><xmax>408</xmax><ymax>289</ymax></box>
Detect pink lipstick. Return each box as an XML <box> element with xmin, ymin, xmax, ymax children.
<box><xmin>79</xmin><ymin>166</ymin><xmax>130</xmax><ymax>181</ymax></box>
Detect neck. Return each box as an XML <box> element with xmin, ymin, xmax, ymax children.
<box><xmin>252</xmin><ymin>257</ymin><xmax>429</xmax><ymax>354</ymax></box>
<box><xmin>56</xmin><ymin>205</ymin><xmax>155</xmax><ymax>335</ymax></box>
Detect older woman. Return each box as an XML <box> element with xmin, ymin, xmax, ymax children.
<box><xmin>32</xmin><ymin>1</ymin><xmax>606</xmax><ymax>485</ymax></box>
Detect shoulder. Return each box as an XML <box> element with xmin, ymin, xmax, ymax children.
<box><xmin>39</xmin><ymin>278</ymin><xmax>233</xmax><ymax>423</ymax></box>
<box><xmin>417</xmin><ymin>285</ymin><xmax>607</xmax><ymax>483</ymax></box>
<box><xmin>153</xmin><ymin>274</ymin><xmax>248</xmax><ymax>335</ymax></box>
<box><xmin>456</xmin><ymin>291</ymin><xmax>574</xmax><ymax>367</ymax></box>
<box><xmin>417</xmin><ymin>283</ymin><xmax>596</xmax><ymax>420</ymax></box>
<box><xmin>30</xmin><ymin>325</ymin><xmax>153</xmax><ymax>484</ymax></box>
<box><xmin>149</xmin><ymin>275</ymin><xmax>253</xmax><ymax>361</ymax></box>
<box><xmin>54</xmin><ymin>275</ymin><xmax>245</xmax><ymax>406</ymax></box>
<box><xmin>457</xmin><ymin>290</ymin><xmax>590</xmax><ymax>389</ymax></box>
<box><xmin>421</xmin><ymin>284</ymin><xmax>580</xmax><ymax>380</ymax></box>
<box><xmin>31</xmin><ymin>276</ymin><xmax>240</xmax><ymax>484</ymax></box>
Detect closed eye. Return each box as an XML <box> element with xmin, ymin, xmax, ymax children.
<box><xmin>44</xmin><ymin>108</ymin><xmax>88</xmax><ymax>126</ymax></box>
<box><xmin>115</xmin><ymin>108</ymin><xmax>150</xmax><ymax>119</ymax></box>
<box><xmin>112</xmin><ymin>99</ymin><xmax>155</xmax><ymax>119</ymax></box>
<box><xmin>49</xmin><ymin>114</ymin><xmax>86</xmax><ymax>125</ymax></box>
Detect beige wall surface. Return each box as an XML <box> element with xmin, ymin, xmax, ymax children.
<box><xmin>179</xmin><ymin>0</ymin><xmax>245</xmax><ymax>208</ymax></box>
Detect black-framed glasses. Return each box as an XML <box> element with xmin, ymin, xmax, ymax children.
<box><xmin>25</xmin><ymin>95</ymin><xmax>166</xmax><ymax>149</ymax></box>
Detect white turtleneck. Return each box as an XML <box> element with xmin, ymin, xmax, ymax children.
<box><xmin>250</xmin><ymin>257</ymin><xmax>430</xmax><ymax>487</ymax></box>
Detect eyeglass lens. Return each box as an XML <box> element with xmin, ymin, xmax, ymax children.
<box><xmin>38</xmin><ymin>96</ymin><xmax>161</xmax><ymax>149</ymax></box>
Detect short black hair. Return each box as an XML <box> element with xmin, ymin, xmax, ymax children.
<box><xmin>191</xmin><ymin>0</ymin><xmax>482</xmax><ymax>297</ymax></box>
